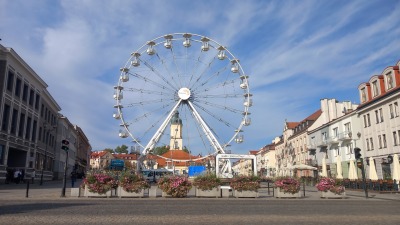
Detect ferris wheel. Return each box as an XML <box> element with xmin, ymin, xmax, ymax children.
<box><xmin>113</xmin><ymin>33</ymin><xmax>252</xmax><ymax>161</ymax></box>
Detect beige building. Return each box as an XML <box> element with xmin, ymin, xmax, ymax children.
<box><xmin>356</xmin><ymin>61</ymin><xmax>400</xmax><ymax>180</ymax></box>
<box><xmin>256</xmin><ymin>142</ymin><xmax>276</xmax><ymax>178</ymax></box>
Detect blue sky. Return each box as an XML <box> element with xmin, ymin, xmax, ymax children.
<box><xmin>1</xmin><ymin>0</ymin><xmax>399</xmax><ymax>154</ymax></box>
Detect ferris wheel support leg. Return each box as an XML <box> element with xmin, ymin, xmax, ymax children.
<box><xmin>142</xmin><ymin>100</ymin><xmax>183</xmax><ymax>155</ymax></box>
<box><xmin>187</xmin><ymin>101</ymin><xmax>225</xmax><ymax>154</ymax></box>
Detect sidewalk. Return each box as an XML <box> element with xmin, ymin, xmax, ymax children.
<box><xmin>1</xmin><ymin>181</ymin><xmax>399</xmax><ymax>201</ymax></box>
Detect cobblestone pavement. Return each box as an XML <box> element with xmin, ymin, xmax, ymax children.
<box><xmin>1</xmin><ymin>180</ymin><xmax>400</xmax><ymax>225</ymax></box>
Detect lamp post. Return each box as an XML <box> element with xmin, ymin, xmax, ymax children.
<box><xmin>40</xmin><ymin>124</ymin><xmax>56</xmax><ymax>186</ymax></box>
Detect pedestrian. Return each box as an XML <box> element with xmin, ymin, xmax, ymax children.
<box><xmin>31</xmin><ymin>170</ymin><xmax>36</xmax><ymax>184</ymax></box>
<box><xmin>14</xmin><ymin>169</ymin><xmax>21</xmax><ymax>184</ymax></box>
<box><xmin>71</xmin><ymin>171</ymin><xmax>77</xmax><ymax>187</ymax></box>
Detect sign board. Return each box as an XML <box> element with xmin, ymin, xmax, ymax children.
<box><xmin>188</xmin><ymin>166</ymin><xmax>206</xmax><ymax>177</ymax></box>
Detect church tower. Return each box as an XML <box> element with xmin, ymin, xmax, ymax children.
<box><xmin>170</xmin><ymin>111</ymin><xmax>183</xmax><ymax>150</ymax></box>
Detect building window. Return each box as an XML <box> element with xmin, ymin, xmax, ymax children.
<box><xmin>367</xmin><ymin>114</ymin><xmax>371</xmax><ymax>127</ymax></box>
<box><xmin>10</xmin><ymin>108</ymin><xmax>18</xmax><ymax>135</ymax></box>
<box><xmin>389</xmin><ymin>104</ymin><xmax>394</xmax><ymax>118</ymax></box>
<box><xmin>383</xmin><ymin>134</ymin><xmax>387</xmax><ymax>148</ymax></box>
<box><xmin>366</xmin><ymin>139</ymin><xmax>370</xmax><ymax>151</ymax></box>
<box><xmin>372</xmin><ymin>80</ymin><xmax>379</xmax><ymax>97</ymax></box>
<box><xmin>344</xmin><ymin>122</ymin><xmax>351</xmax><ymax>134</ymax></box>
<box><xmin>22</xmin><ymin>83</ymin><xmax>28</xmax><ymax>102</ymax></box>
<box><xmin>25</xmin><ymin>117</ymin><xmax>32</xmax><ymax>140</ymax></box>
<box><xmin>379</xmin><ymin>108</ymin><xmax>384</xmax><ymax>122</ymax></box>
<box><xmin>18</xmin><ymin>113</ymin><xmax>25</xmax><ymax>137</ymax></box>
<box><xmin>378</xmin><ymin>135</ymin><xmax>382</xmax><ymax>149</ymax></box>
<box><xmin>32</xmin><ymin>120</ymin><xmax>37</xmax><ymax>142</ymax></box>
<box><xmin>333</xmin><ymin>127</ymin><xmax>338</xmax><ymax>138</ymax></box>
<box><xmin>387</xmin><ymin>72</ymin><xmax>394</xmax><ymax>89</ymax></box>
<box><xmin>363</xmin><ymin>115</ymin><xmax>367</xmax><ymax>127</ymax></box>
<box><xmin>393</xmin><ymin>131</ymin><xmax>398</xmax><ymax>146</ymax></box>
<box><xmin>0</xmin><ymin>144</ymin><xmax>4</xmax><ymax>164</ymax></box>
<box><xmin>41</xmin><ymin>104</ymin><xmax>44</xmax><ymax>117</ymax></box>
<box><xmin>15</xmin><ymin>78</ymin><xmax>22</xmax><ymax>97</ymax></box>
<box><xmin>35</xmin><ymin>94</ymin><xmax>40</xmax><ymax>110</ymax></box>
<box><xmin>1</xmin><ymin>104</ymin><xmax>10</xmax><ymax>132</ymax></box>
<box><xmin>361</xmin><ymin>88</ymin><xmax>367</xmax><ymax>102</ymax></box>
<box><xmin>370</xmin><ymin>138</ymin><xmax>374</xmax><ymax>150</ymax></box>
<box><xmin>375</xmin><ymin>110</ymin><xmax>379</xmax><ymax>124</ymax></box>
<box><xmin>6</xmin><ymin>71</ymin><xmax>14</xmax><ymax>92</ymax></box>
<box><xmin>398</xmin><ymin>131</ymin><xmax>400</xmax><ymax>147</ymax></box>
<box><xmin>29</xmin><ymin>89</ymin><xmax>35</xmax><ymax>106</ymax></box>
<box><xmin>39</xmin><ymin>127</ymin><xmax>42</xmax><ymax>141</ymax></box>
<box><xmin>395</xmin><ymin>102</ymin><xmax>399</xmax><ymax>117</ymax></box>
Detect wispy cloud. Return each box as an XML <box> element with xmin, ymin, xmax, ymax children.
<box><xmin>1</xmin><ymin>0</ymin><xmax>399</xmax><ymax>153</ymax></box>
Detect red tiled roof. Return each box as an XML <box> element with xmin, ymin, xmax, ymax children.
<box><xmin>249</xmin><ymin>150</ymin><xmax>259</xmax><ymax>155</ymax></box>
<box><xmin>156</xmin><ymin>150</ymin><xmax>200</xmax><ymax>167</ymax></box>
<box><xmin>303</xmin><ymin>109</ymin><xmax>322</xmax><ymax>122</ymax></box>
<box><xmin>90</xmin><ymin>151</ymin><xmax>109</xmax><ymax>158</ymax></box>
<box><xmin>286</xmin><ymin>122</ymin><xmax>299</xmax><ymax>129</ymax></box>
<box><xmin>113</xmin><ymin>154</ymin><xmax>139</xmax><ymax>160</ymax></box>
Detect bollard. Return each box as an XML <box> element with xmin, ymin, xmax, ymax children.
<box><xmin>303</xmin><ymin>181</ymin><xmax>306</xmax><ymax>197</ymax></box>
<box><xmin>26</xmin><ymin>181</ymin><xmax>30</xmax><ymax>198</ymax></box>
<box><xmin>267</xmin><ymin>182</ymin><xmax>270</xmax><ymax>195</ymax></box>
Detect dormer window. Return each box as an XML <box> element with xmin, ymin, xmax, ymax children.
<box><xmin>386</xmin><ymin>72</ymin><xmax>394</xmax><ymax>90</ymax></box>
<box><xmin>361</xmin><ymin>87</ymin><xmax>367</xmax><ymax>103</ymax></box>
<box><xmin>372</xmin><ymin>80</ymin><xmax>379</xmax><ymax>97</ymax></box>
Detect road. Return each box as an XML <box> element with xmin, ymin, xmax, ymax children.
<box><xmin>1</xmin><ymin>198</ymin><xmax>400</xmax><ymax>225</ymax></box>
<box><xmin>1</xmin><ymin>180</ymin><xmax>400</xmax><ymax>225</ymax></box>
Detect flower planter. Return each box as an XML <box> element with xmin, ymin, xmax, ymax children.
<box><xmin>195</xmin><ymin>187</ymin><xmax>219</xmax><ymax>198</ymax></box>
<box><xmin>275</xmin><ymin>188</ymin><xmax>301</xmax><ymax>198</ymax></box>
<box><xmin>84</xmin><ymin>186</ymin><xmax>111</xmax><ymax>198</ymax></box>
<box><xmin>118</xmin><ymin>186</ymin><xmax>146</xmax><ymax>198</ymax></box>
<box><xmin>320</xmin><ymin>191</ymin><xmax>346</xmax><ymax>199</ymax></box>
<box><xmin>233</xmin><ymin>190</ymin><xmax>259</xmax><ymax>198</ymax></box>
<box><xmin>162</xmin><ymin>191</ymin><xmax>172</xmax><ymax>197</ymax></box>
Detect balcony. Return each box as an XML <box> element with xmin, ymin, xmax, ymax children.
<box><xmin>316</xmin><ymin>139</ymin><xmax>328</xmax><ymax>147</ymax></box>
<box><xmin>305</xmin><ymin>159</ymin><xmax>318</xmax><ymax>166</ymax></box>
<box><xmin>339</xmin><ymin>132</ymin><xmax>352</xmax><ymax>141</ymax></box>
<box><xmin>329</xmin><ymin>136</ymin><xmax>340</xmax><ymax>144</ymax></box>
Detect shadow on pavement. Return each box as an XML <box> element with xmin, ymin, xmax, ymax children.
<box><xmin>0</xmin><ymin>202</ymin><xmax>93</xmax><ymax>215</ymax></box>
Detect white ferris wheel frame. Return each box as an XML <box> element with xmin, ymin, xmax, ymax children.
<box><xmin>115</xmin><ymin>33</ymin><xmax>252</xmax><ymax>161</ymax></box>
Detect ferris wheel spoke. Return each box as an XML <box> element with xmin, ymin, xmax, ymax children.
<box><xmin>194</xmin><ymin>79</ymin><xmax>238</xmax><ymax>95</ymax></box>
<box><xmin>129</xmin><ymin>102</ymin><xmax>176</xmax><ymax>125</ymax></box>
<box><xmin>188</xmin><ymin>53</ymin><xmax>218</xmax><ymax>91</ymax></box>
<box><xmin>139</xmin><ymin>59</ymin><xmax>178</xmax><ymax>91</ymax></box>
<box><xmin>126</xmin><ymin>87</ymin><xmax>172</xmax><ymax>96</ymax></box>
<box><xmin>169</xmin><ymin>47</ymin><xmax>184</xmax><ymax>88</ymax></box>
<box><xmin>129</xmin><ymin>72</ymin><xmax>176</xmax><ymax>93</ymax></box>
<box><xmin>155</xmin><ymin>52</ymin><xmax>181</xmax><ymax>89</ymax></box>
<box><xmin>195</xmin><ymin>93</ymin><xmax>242</xmax><ymax>99</ymax></box>
<box><xmin>190</xmin><ymin>65</ymin><xmax>229</xmax><ymax>92</ymax></box>
<box><xmin>192</xmin><ymin>101</ymin><xmax>233</xmax><ymax>127</ymax></box>
<box><xmin>183</xmin><ymin>104</ymin><xmax>216</xmax><ymax>155</ymax></box>
<box><xmin>126</xmin><ymin>98</ymin><xmax>175</xmax><ymax>107</ymax></box>
<box><xmin>194</xmin><ymin>99</ymin><xmax>243</xmax><ymax>114</ymax></box>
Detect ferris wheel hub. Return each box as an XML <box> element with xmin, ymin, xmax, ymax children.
<box><xmin>178</xmin><ymin>87</ymin><xmax>191</xmax><ymax>100</ymax></box>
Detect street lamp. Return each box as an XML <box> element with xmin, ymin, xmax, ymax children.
<box><xmin>40</xmin><ymin>124</ymin><xmax>57</xmax><ymax>186</ymax></box>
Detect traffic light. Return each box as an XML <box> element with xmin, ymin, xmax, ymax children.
<box><xmin>354</xmin><ymin>147</ymin><xmax>362</xmax><ymax>160</ymax></box>
<box><xmin>61</xmin><ymin>139</ymin><xmax>69</xmax><ymax>151</ymax></box>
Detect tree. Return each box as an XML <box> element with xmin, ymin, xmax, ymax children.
<box><xmin>103</xmin><ymin>148</ymin><xmax>114</xmax><ymax>153</ymax></box>
<box><xmin>115</xmin><ymin>145</ymin><xmax>129</xmax><ymax>154</ymax></box>
<box><xmin>153</xmin><ymin>145</ymin><xmax>169</xmax><ymax>155</ymax></box>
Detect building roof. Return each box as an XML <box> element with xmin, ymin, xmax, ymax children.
<box><xmin>249</xmin><ymin>150</ymin><xmax>259</xmax><ymax>155</ymax></box>
<box><xmin>286</xmin><ymin>122</ymin><xmax>299</xmax><ymax>129</ymax></box>
<box><xmin>90</xmin><ymin>151</ymin><xmax>111</xmax><ymax>158</ymax></box>
<box><xmin>156</xmin><ymin>150</ymin><xmax>200</xmax><ymax>167</ymax></box>
<box><xmin>113</xmin><ymin>154</ymin><xmax>139</xmax><ymax>160</ymax></box>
